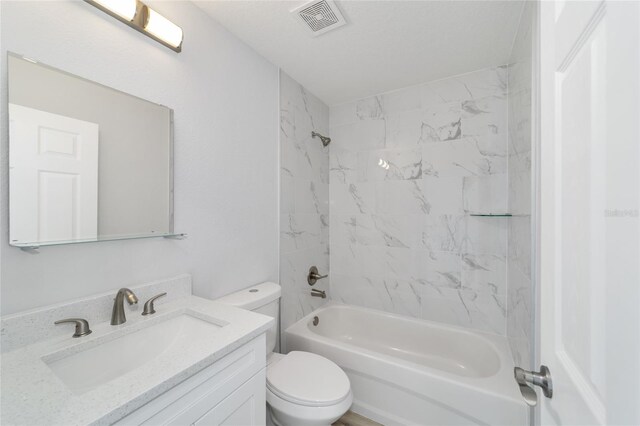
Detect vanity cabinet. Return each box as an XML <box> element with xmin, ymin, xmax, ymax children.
<box><xmin>115</xmin><ymin>335</ymin><xmax>266</xmax><ymax>426</ymax></box>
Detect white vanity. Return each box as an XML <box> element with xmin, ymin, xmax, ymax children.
<box><xmin>0</xmin><ymin>275</ymin><xmax>272</xmax><ymax>425</ymax></box>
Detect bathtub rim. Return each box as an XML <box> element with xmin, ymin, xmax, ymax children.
<box><xmin>284</xmin><ymin>302</ymin><xmax>524</xmax><ymax>404</ymax></box>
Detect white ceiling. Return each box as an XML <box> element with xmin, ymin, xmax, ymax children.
<box><xmin>194</xmin><ymin>1</ymin><xmax>525</xmax><ymax>105</ymax></box>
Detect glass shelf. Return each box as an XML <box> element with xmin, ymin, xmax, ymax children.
<box><xmin>468</xmin><ymin>213</ymin><xmax>513</xmax><ymax>217</ymax></box>
<box><xmin>12</xmin><ymin>232</ymin><xmax>187</xmax><ymax>251</ymax></box>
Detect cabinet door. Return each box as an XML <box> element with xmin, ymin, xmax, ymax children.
<box><xmin>194</xmin><ymin>369</ymin><xmax>266</xmax><ymax>426</ymax></box>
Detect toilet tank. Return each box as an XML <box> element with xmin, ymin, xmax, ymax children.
<box><xmin>215</xmin><ymin>282</ymin><xmax>281</xmax><ymax>353</ymax></box>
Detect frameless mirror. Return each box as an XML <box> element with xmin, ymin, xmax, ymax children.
<box><xmin>8</xmin><ymin>53</ymin><xmax>176</xmax><ymax>248</ymax></box>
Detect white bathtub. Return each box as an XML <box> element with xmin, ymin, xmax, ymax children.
<box><xmin>285</xmin><ymin>304</ymin><xmax>528</xmax><ymax>426</ymax></box>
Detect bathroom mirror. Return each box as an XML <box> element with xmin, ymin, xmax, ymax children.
<box><xmin>8</xmin><ymin>53</ymin><xmax>176</xmax><ymax>248</ymax></box>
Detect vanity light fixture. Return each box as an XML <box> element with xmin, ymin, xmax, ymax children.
<box><xmin>85</xmin><ymin>0</ymin><xmax>183</xmax><ymax>52</ymax></box>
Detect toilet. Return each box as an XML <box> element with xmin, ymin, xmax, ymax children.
<box><xmin>216</xmin><ymin>283</ymin><xmax>353</xmax><ymax>426</ymax></box>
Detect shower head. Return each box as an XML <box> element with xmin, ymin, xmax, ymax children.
<box><xmin>311</xmin><ymin>131</ymin><xmax>331</xmax><ymax>147</ymax></box>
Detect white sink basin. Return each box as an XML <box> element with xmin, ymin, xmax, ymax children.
<box><xmin>45</xmin><ymin>313</ymin><xmax>222</xmax><ymax>394</ymax></box>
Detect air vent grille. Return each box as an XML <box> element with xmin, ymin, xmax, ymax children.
<box><xmin>291</xmin><ymin>0</ymin><xmax>346</xmax><ymax>37</ymax></box>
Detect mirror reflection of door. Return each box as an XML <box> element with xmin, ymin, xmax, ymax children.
<box><xmin>9</xmin><ymin>104</ymin><xmax>99</xmax><ymax>244</ymax></box>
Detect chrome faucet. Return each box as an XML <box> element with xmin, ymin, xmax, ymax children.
<box><xmin>311</xmin><ymin>289</ymin><xmax>326</xmax><ymax>299</ymax></box>
<box><xmin>111</xmin><ymin>288</ymin><xmax>139</xmax><ymax>325</ymax></box>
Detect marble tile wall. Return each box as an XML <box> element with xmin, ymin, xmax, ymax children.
<box><xmin>507</xmin><ymin>1</ymin><xmax>535</xmax><ymax>368</ymax></box>
<box><xmin>279</xmin><ymin>71</ymin><xmax>331</xmax><ymax>337</ymax></box>
<box><xmin>329</xmin><ymin>67</ymin><xmax>510</xmax><ymax>335</ymax></box>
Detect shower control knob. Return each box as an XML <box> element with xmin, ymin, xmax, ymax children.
<box><xmin>307</xmin><ymin>266</ymin><xmax>328</xmax><ymax>286</ymax></box>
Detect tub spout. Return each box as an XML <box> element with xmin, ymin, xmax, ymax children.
<box><xmin>311</xmin><ymin>289</ymin><xmax>326</xmax><ymax>299</ymax></box>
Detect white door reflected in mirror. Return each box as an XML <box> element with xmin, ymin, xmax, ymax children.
<box><xmin>9</xmin><ymin>104</ymin><xmax>99</xmax><ymax>244</ymax></box>
<box><xmin>7</xmin><ymin>53</ymin><xmax>174</xmax><ymax>248</ymax></box>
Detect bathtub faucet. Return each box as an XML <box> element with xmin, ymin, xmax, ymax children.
<box><xmin>311</xmin><ymin>289</ymin><xmax>326</xmax><ymax>299</ymax></box>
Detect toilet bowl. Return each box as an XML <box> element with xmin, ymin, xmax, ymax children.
<box><xmin>266</xmin><ymin>352</ymin><xmax>353</xmax><ymax>426</ymax></box>
<box><xmin>216</xmin><ymin>283</ymin><xmax>352</xmax><ymax>426</ymax></box>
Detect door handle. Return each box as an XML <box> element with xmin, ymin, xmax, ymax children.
<box><xmin>514</xmin><ymin>365</ymin><xmax>553</xmax><ymax>406</ymax></box>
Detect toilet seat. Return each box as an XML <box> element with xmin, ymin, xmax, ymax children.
<box><xmin>267</xmin><ymin>351</ymin><xmax>351</xmax><ymax>407</ymax></box>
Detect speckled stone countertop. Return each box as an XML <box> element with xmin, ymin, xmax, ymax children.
<box><xmin>0</xmin><ymin>276</ymin><xmax>273</xmax><ymax>426</ymax></box>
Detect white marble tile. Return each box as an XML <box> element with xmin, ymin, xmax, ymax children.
<box><xmin>421</xmin><ymin>291</ymin><xmax>472</xmax><ymax>327</ymax></box>
<box><xmin>331</xmin><ymin>120</ymin><xmax>386</xmax><ymax>151</ymax></box>
<box><xmin>296</xmin><ymin>137</ymin><xmax>330</xmax><ymax>184</ymax></box>
<box><xmin>330</xmin><ymin>148</ymin><xmax>359</xmax><ymax>184</ymax></box>
<box><xmin>423</xmin><ymin>177</ymin><xmax>464</xmax><ymax>214</ymax></box>
<box><xmin>362</xmin><ymin>246</ymin><xmax>420</xmax><ymax>280</ymax></box>
<box><xmin>295</xmin><ymin>178</ymin><xmax>329</xmax><ymax>215</ymax></box>
<box><xmin>378</xmin><ymin>280</ymin><xmax>423</xmax><ymax>317</ymax></box>
<box><xmin>330</xmin><ymin>101</ymin><xmax>358</xmax><ymax>127</ymax></box>
<box><xmin>329</xmin><ymin>243</ymin><xmax>359</xmax><ymax>276</ymax></box>
<box><xmin>464</xmin><ymin>216</ymin><xmax>508</xmax><ymax>256</ymax></box>
<box><xmin>420</xmin><ymin>67</ymin><xmax>508</xmax><ymax>107</ymax></box>
<box><xmin>376</xmin><ymin>180</ymin><xmax>430</xmax><ymax>214</ymax></box>
<box><xmin>355</xmin><ymin>214</ymin><xmax>421</xmax><ymax>249</ymax></box>
<box><xmin>385</xmin><ymin>109</ymin><xmax>424</xmax><ymax>148</ymax></box>
<box><xmin>507</xmin><ymin>265</ymin><xmax>532</xmax><ymax>366</ymax></box>
<box><xmin>421</xmin><ymin>289</ymin><xmax>506</xmax><ymax>335</ymax></box>
<box><xmin>280</xmin><ymin>213</ymin><xmax>323</xmax><ymax>253</ymax></box>
<box><xmin>456</xmin><ymin>66</ymin><xmax>508</xmax><ymax>100</ymax></box>
<box><xmin>381</xmin><ymin>86</ymin><xmax>421</xmax><ymax>115</ymax></box>
<box><xmin>330</xmin><ymin>182</ymin><xmax>376</xmax><ymax>214</ymax></box>
<box><xmin>508</xmin><ymin>216</ymin><xmax>532</xmax><ymax>276</ymax></box>
<box><xmin>508</xmin><ymin>169</ymin><xmax>531</xmax><ymax>215</ymax></box>
<box><xmin>462</xmin><ymin>253</ymin><xmax>507</xmax><ymax>295</ymax></box>
<box><xmin>325</xmin><ymin>67</ymin><xmax>510</xmax><ymax>335</ymax></box>
<box><xmin>360</xmin><ymin>148</ymin><xmax>422</xmax><ymax>181</ymax></box>
<box><xmin>417</xmin><ymin>250</ymin><xmax>462</xmax><ymax>290</ymax></box>
<box><xmin>463</xmin><ymin>173</ymin><xmax>508</xmax><ymax>214</ymax></box>
<box><xmin>356</xmin><ymin>96</ymin><xmax>385</xmax><ymax>120</ymax></box>
<box><xmin>458</xmin><ymin>290</ymin><xmax>507</xmax><ymax>334</ymax></box>
<box><xmin>280</xmin><ymin>172</ymin><xmax>294</xmax><ymax>214</ymax></box>
<box><xmin>421</xmin><ymin>214</ymin><xmax>466</xmax><ymax>253</ymax></box>
<box><xmin>419</xmin><ymin>102</ymin><xmax>463</xmax><ymax>142</ymax></box>
<box><xmin>330</xmin><ymin>214</ymin><xmax>357</xmax><ymax>246</ymax></box>
<box><xmin>331</xmin><ymin>274</ymin><xmax>387</xmax><ymax>311</ymax></box>
<box><xmin>420</xmin><ymin>79</ymin><xmax>471</xmax><ymax>107</ymax></box>
<box><xmin>280</xmin><ymin>72</ymin><xmax>330</xmax><ymax>338</ymax></box>
<box><xmin>422</xmin><ymin>137</ymin><xmax>507</xmax><ymax>178</ymax></box>
<box><xmin>461</xmin><ymin>96</ymin><xmax>508</xmax><ymax>141</ymax></box>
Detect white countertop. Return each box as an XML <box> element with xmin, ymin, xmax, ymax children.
<box><xmin>1</xmin><ymin>295</ymin><xmax>273</xmax><ymax>425</ymax></box>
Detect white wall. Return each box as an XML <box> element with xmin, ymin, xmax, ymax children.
<box><xmin>0</xmin><ymin>1</ymin><xmax>279</xmax><ymax>315</ymax></box>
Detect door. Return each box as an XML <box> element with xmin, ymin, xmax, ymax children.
<box><xmin>538</xmin><ymin>0</ymin><xmax>640</xmax><ymax>424</ymax></box>
<box><xmin>9</xmin><ymin>104</ymin><xmax>99</xmax><ymax>244</ymax></box>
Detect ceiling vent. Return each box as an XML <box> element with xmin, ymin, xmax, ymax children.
<box><xmin>291</xmin><ymin>0</ymin><xmax>346</xmax><ymax>37</ymax></box>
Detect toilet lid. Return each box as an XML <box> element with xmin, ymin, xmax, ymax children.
<box><xmin>267</xmin><ymin>351</ymin><xmax>351</xmax><ymax>407</ymax></box>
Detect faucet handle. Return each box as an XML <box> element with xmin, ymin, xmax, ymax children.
<box><xmin>54</xmin><ymin>318</ymin><xmax>92</xmax><ymax>338</ymax></box>
<box><xmin>307</xmin><ymin>266</ymin><xmax>328</xmax><ymax>286</ymax></box>
<box><xmin>142</xmin><ymin>292</ymin><xmax>167</xmax><ymax>316</ymax></box>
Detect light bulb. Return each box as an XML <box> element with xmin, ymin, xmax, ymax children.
<box><xmin>144</xmin><ymin>8</ymin><xmax>183</xmax><ymax>49</ymax></box>
<box><xmin>92</xmin><ymin>0</ymin><xmax>137</xmax><ymax>21</ymax></box>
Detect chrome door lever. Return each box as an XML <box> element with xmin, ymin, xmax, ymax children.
<box><xmin>514</xmin><ymin>365</ymin><xmax>553</xmax><ymax>406</ymax></box>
